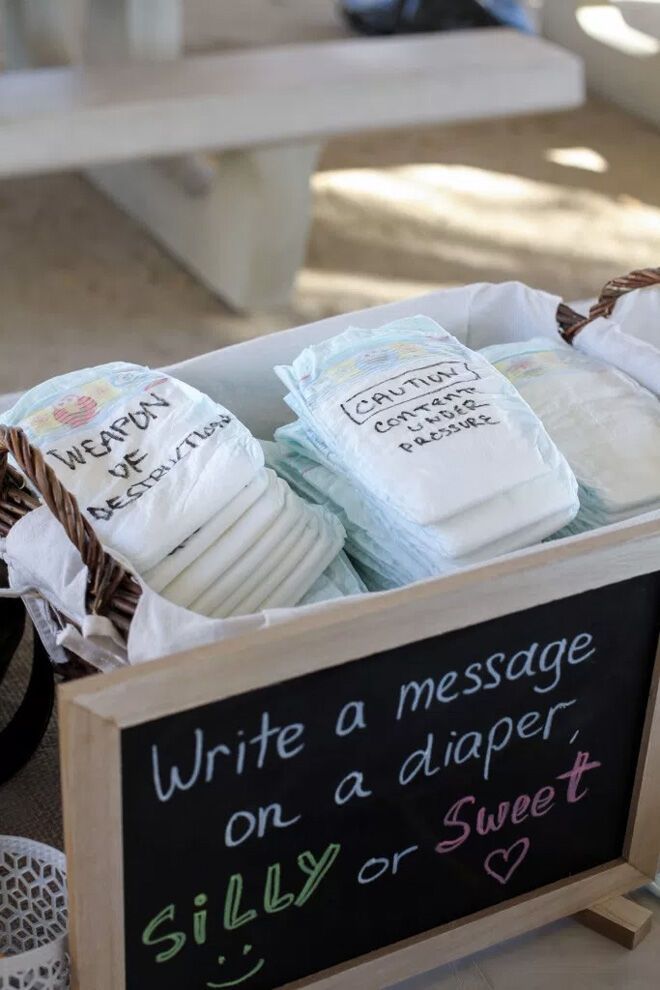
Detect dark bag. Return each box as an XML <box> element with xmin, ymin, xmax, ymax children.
<box><xmin>340</xmin><ymin>0</ymin><xmax>502</xmax><ymax>35</ymax></box>
<box><xmin>0</xmin><ymin>592</ymin><xmax>55</xmax><ymax>785</ymax></box>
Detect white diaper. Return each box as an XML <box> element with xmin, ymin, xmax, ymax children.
<box><xmin>276</xmin><ymin>317</ymin><xmax>565</xmax><ymax>526</ymax></box>
<box><xmin>1</xmin><ymin>362</ymin><xmax>264</xmax><ymax>572</ymax></box>
<box><xmin>481</xmin><ymin>338</ymin><xmax>660</xmax><ymax>526</ymax></box>
<box><xmin>143</xmin><ymin>470</ymin><xmax>269</xmax><ymax>592</ymax></box>
<box><xmin>163</xmin><ymin>470</ymin><xmax>288</xmax><ymax>609</ymax></box>
<box><xmin>217</xmin><ymin>512</ymin><xmax>321</xmax><ymax>618</ymax></box>
<box><xmin>298</xmin><ymin>552</ymin><xmax>368</xmax><ymax>604</ymax></box>
<box><xmin>266</xmin><ymin>436</ymin><xmax>576</xmax><ymax>591</ymax></box>
<box><xmin>3</xmin><ymin>361</ymin><xmax>362</xmax><ymax>620</ymax></box>
<box><xmin>197</xmin><ymin>486</ymin><xmax>305</xmax><ymax>616</ymax></box>
<box><xmin>215</xmin><ymin>510</ymin><xmax>310</xmax><ymax>618</ymax></box>
<box><xmin>273</xmin><ymin>414</ymin><xmax>577</xmax><ymax>563</ymax></box>
<box><xmin>258</xmin><ymin>513</ymin><xmax>345</xmax><ymax>611</ymax></box>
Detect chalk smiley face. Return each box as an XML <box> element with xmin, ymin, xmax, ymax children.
<box><xmin>206</xmin><ymin>943</ymin><xmax>265</xmax><ymax>989</ymax></box>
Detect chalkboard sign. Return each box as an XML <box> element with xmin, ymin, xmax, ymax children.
<box><xmin>112</xmin><ymin>572</ymin><xmax>660</xmax><ymax>990</ymax></box>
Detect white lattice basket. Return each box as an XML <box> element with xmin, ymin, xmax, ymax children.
<box><xmin>0</xmin><ymin>837</ymin><xmax>68</xmax><ymax>990</ymax></box>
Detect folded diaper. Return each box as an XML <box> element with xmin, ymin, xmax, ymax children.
<box><xmin>298</xmin><ymin>552</ymin><xmax>368</xmax><ymax>605</ymax></box>
<box><xmin>276</xmin><ymin>416</ymin><xmax>577</xmax><ymax>561</ymax></box>
<box><xmin>188</xmin><ymin>482</ymin><xmax>308</xmax><ymax>614</ymax></box>
<box><xmin>273</xmin><ymin>317</ymin><xmax>578</xmax><ymax>589</ymax></box>
<box><xmin>3</xmin><ymin>361</ymin><xmax>363</xmax><ymax>619</ymax></box>
<box><xmin>2</xmin><ymin>362</ymin><xmax>264</xmax><ymax>572</ymax></box>
<box><xmin>215</xmin><ymin>509</ymin><xmax>311</xmax><ymax>618</ymax></box>
<box><xmin>162</xmin><ymin>470</ymin><xmax>289</xmax><ymax>608</ymax></box>
<box><xmin>144</xmin><ymin>470</ymin><xmax>269</xmax><ymax>592</ymax></box>
<box><xmin>275</xmin><ymin>316</ymin><xmax>572</xmax><ymax>528</ymax></box>
<box><xmin>257</xmin><ymin>510</ymin><xmax>345</xmax><ymax>612</ymax></box>
<box><xmin>215</xmin><ymin>504</ymin><xmax>345</xmax><ymax>618</ymax></box>
<box><xmin>266</xmin><ymin>433</ymin><xmax>577</xmax><ymax>590</ymax></box>
<box><xmin>265</xmin><ymin>437</ymin><xmax>434</xmax><ymax>588</ymax></box>
<box><xmin>480</xmin><ymin>338</ymin><xmax>660</xmax><ymax>531</ymax></box>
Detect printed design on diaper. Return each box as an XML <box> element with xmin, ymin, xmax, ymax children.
<box><xmin>341</xmin><ymin>361</ymin><xmax>480</xmax><ymax>426</ymax></box>
<box><xmin>27</xmin><ymin>378</ymin><xmax>121</xmax><ymax>436</ymax></box>
<box><xmin>494</xmin><ymin>349</ymin><xmax>604</xmax><ymax>384</ymax></box>
<box><xmin>53</xmin><ymin>393</ymin><xmax>98</xmax><ymax>428</ymax></box>
<box><xmin>316</xmin><ymin>343</ymin><xmax>431</xmax><ymax>390</ymax></box>
<box><xmin>23</xmin><ymin>370</ymin><xmax>171</xmax><ymax>441</ymax></box>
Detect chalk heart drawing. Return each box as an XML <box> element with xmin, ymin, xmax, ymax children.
<box><xmin>484</xmin><ymin>838</ymin><xmax>531</xmax><ymax>885</ymax></box>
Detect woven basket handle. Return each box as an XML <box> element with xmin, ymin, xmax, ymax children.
<box><xmin>590</xmin><ymin>266</ymin><xmax>660</xmax><ymax>320</ymax></box>
<box><xmin>0</xmin><ymin>425</ymin><xmax>134</xmax><ymax>616</ymax></box>
<box><xmin>562</xmin><ymin>266</ymin><xmax>660</xmax><ymax>342</ymax></box>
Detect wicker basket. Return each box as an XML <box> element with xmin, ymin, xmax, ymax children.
<box><xmin>0</xmin><ymin>432</ymin><xmax>140</xmax><ymax>678</ymax></box>
<box><xmin>1</xmin><ymin>266</ymin><xmax>658</xmax><ymax>679</ymax></box>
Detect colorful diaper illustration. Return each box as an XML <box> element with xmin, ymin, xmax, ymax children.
<box><xmin>25</xmin><ymin>378</ymin><xmax>121</xmax><ymax>437</ymax></box>
<box><xmin>20</xmin><ymin>370</ymin><xmax>177</xmax><ymax>442</ymax></box>
<box><xmin>494</xmin><ymin>348</ymin><xmax>603</xmax><ymax>384</ymax></box>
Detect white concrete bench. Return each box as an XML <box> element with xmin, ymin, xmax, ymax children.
<box><xmin>1</xmin><ymin>3</ymin><xmax>583</xmax><ymax>310</ymax></box>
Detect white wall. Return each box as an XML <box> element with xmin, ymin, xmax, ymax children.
<box><xmin>543</xmin><ymin>0</ymin><xmax>660</xmax><ymax>128</ymax></box>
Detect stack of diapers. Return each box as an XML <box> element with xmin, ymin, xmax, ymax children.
<box><xmin>479</xmin><ymin>338</ymin><xmax>660</xmax><ymax>534</ymax></box>
<box><xmin>272</xmin><ymin>316</ymin><xmax>579</xmax><ymax>590</ymax></box>
<box><xmin>2</xmin><ymin>362</ymin><xmax>364</xmax><ymax>618</ymax></box>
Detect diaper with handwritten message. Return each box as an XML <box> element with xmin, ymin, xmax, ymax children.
<box><xmin>273</xmin><ymin>317</ymin><xmax>578</xmax><ymax>583</ymax></box>
<box><xmin>275</xmin><ymin>316</ymin><xmax>574</xmax><ymax>527</ymax></box>
<box><xmin>3</xmin><ymin>362</ymin><xmax>264</xmax><ymax>572</ymax></box>
<box><xmin>2</xmin><ymin>363</ymin><xmax>361</xmax><ymax>618</ymax></box>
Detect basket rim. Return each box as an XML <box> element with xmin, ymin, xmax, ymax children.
<box><xmin>0</xmin><ymin>267</ymin><xmax>655</xmax><ymax>675</ymax></box>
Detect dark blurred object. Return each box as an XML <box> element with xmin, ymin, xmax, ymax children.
<box><xmin>340</xmin><ymin>0</ymin><xmax>534</xmax><ymax>35</ymax></box>
<box><xmin>0</xmin><ymin>593</ymin><xmax>55</xmax><ymax>784</ymax></box>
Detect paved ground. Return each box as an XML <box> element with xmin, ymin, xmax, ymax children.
<box><xmin>1</xmin><ymin>98</ymin><xmax>659</xmax><ymax>393</ymax></box>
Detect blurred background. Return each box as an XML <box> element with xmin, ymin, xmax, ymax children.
<box><xmin>0</xmin><ymin>0</ymin><xmax>659</xmax><ymax>392</ymax></box>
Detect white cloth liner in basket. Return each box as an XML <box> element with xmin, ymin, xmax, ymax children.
<box><xmin>573</xmin><ymin>316</ymin><xmax>660</xmax><ymax>398</ymax></box>
<box><xmin>0</xmin><ymin>278</ymin><xmax>659</xmax><ymax>671</ymax></box>
<box><xmin>0</xmin><ymin>836</ymin><xmax>68</xmax><ymax>990</ymax></box>
<box><xmin>566</xmin><ymin>277</ymin><xmax>660</xmax><ymax>398</ymax></box>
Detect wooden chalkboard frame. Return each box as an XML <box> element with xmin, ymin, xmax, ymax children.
<box><xmin>59</xmin><ymin>514</ymin><xmax>660</xmax><ymax>990</ymax></box>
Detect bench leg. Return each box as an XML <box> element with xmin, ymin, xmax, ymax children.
<box><xmin>87</xmin><ymin>141</ymin><xmax>321</xmax><ymax>311</ymax></box>
<box><xmin>2</xmin><ymin>0</ymin><xmax>85</xmax><ymax>65</ymax></box>
<box><xmin>4</xmin><ymin>0</ymin><xmax>318</xmax><ymax>311</ymax></box>
<box><xmin>84</xmin><ymin>0</ymin><xmax>182</xmax><ymax>62</ymax></box>
<box><xmin>2</xmin><ymin>0</ymin><xmax>180</xmax><ymax>65</ymax></box>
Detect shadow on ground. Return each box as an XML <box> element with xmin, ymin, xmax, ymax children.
<box><xmin>0</xmin><ymin>99</ymin><xmax>659</xmax><ymax>391</ymax></box>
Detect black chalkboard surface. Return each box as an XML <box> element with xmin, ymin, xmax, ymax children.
<box><xmin>122</xmin><ymin>572</ymin><xmax>660</xmax><ymax>990</ymax></box>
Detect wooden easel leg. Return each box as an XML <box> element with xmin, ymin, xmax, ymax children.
<box><xmin>577</xmin><ymin>895</ymin><xmax>652</xmax><ymax>949</ymax></box>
